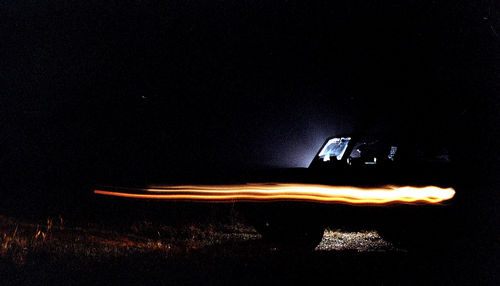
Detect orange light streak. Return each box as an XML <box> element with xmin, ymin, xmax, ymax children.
<box><xmin>94</xmin><ymin>184</ymin><xmax>455</xmax><ymax>205</ymax></box>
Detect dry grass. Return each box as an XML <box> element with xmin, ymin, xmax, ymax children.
<box><xmin>0</xmin><ymin>214</ymin><xmax>260</xmax><ymax>265</ymax></box>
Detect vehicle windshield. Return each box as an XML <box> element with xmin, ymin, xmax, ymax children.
<box><xmin>318</xmin><ymin>137</ymin><xmax>351</xmax><ymax>161</ymax></box>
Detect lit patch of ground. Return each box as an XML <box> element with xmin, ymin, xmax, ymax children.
<box><xmin>315</xmin><ymin>229</ymin><xmax>394</xmax><ymax>252</ymax></box>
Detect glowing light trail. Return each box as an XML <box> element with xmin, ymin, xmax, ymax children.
<box><xmin>94</xmin><ymin>184</ymin><xmax>455</xmax><ymax>205</ymax></box>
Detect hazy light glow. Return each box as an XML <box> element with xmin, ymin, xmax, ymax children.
<box><xmin>94</xmin><ymin>184</ymin><xmax>455</xmax><ymax>205</ymax></box>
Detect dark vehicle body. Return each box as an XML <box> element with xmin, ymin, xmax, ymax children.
<box><xmin>95</xmin><ymin>134</ymin><xmax>461</xmax><ymax>250</ymax></box>
<box><xmin>239</xmin><ymin>134</ymin><xmax>460</xmax><ymax>249</ymax></box>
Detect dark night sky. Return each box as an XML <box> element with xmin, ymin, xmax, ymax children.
<box><xmin>1</xmin><ymin>1</ymin><xmax>499</xmax><ymax>189</ymax></box>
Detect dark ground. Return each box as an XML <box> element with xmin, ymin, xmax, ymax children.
<box><xmin>0</xmin><ymin>213</ymin><xmax>492</xmax><ymax>286</ymax></box>
<box><xmin>0</xmin><ymin>181</ymin><xmax>498</xmax><ymax>286</ymax></box>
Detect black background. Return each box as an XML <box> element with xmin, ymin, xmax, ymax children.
<box><xmin>1</xmin><ymin>0</ymin><xmax>499</xmax><ymax>220</ymax></box>
<box><xmin>1</xmin><ymin>1</ymin><xmax>499</xmax><ymax>284</ymax></box>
